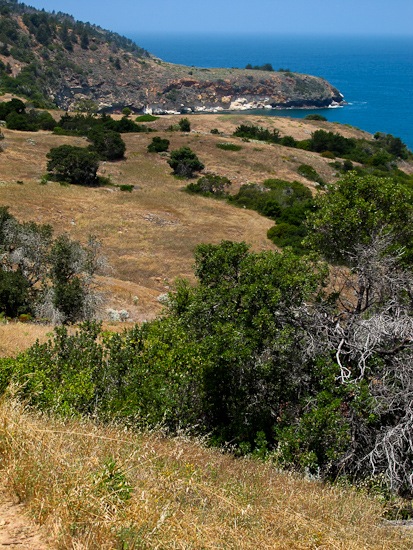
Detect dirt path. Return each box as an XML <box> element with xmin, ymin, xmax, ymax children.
<box><xmin>0</xmin><ymin>491</ymin><xmax>50</xmax><ymax>549</ymax></box>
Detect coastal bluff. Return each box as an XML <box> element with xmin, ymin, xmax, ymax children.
<box><xmin>0</xmin><ymin>3</ymin><xmax>344</xmax><ymax>112</ymax></box>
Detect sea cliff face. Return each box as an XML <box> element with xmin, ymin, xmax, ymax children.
<box><xmin>0</xmin><ymin>5</ymin><xmax>344</xmax><ymax>112</ymax></box>
<box><xmin>49</xmin><ymin>58</ymin><xmax>344</xmax><ymax>114</ymax></box>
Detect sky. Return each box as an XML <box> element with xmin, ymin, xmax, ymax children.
<box><xmin>24</xmin><ymin>0</ymin><xmax>413</xmax><ymax>37</ymax></box>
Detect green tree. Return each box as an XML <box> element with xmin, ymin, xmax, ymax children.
<box><xmin>0</xmin><ymin>269</ymin><xmax>30</xmax><ymax>317</ymax></box>
<box><xmin>168</xmin><ymin>147</ymin><xmax>204</xmax><ymax>178</ymax></box>
<box><xmin>46</xmin><ymin>145</ymin><xmax>99</xmax><ymax>185</ymax></box>
<box><xmin>80</xmin><ymin>30</ymin><xmax>89</xmax><ymax>50</ymax></box>
<box><xmin>168</xmin><ymin>241</ymin><xmax>326</xmax><ymax>445</ymax></box>
<box><xmin>46</xmin><ymin>234</ymin><xmax>102</xmax><ymax>324</ymax></box>
<box><xmin>88</xmin><ymin>128</ymin><xmax>126</xmax><ymax>161</ymax></box>
<box><xmin>305</xmin><ymin>173</ymin><xmax>413</xmax><ymax>265</ymax></box>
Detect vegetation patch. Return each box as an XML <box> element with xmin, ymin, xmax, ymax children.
<box><xmin>135</xmin><ymin>113</ymin><xmax>159</xmax><ymax>122</ymax></box>
<box><xmin>216</xmin><ymin>142</ymin><xmax>242</xmax><ymax>151</ymax></box>
<box><xmin>186</xmin><ymin>173</ymin><xmax>231</xmax><ymax>197</ymax></box>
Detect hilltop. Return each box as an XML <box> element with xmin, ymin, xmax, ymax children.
<box><xmin>0</xmin><ymin>0</ymin><xmax>343</xmax><ymax>113</ymax></box>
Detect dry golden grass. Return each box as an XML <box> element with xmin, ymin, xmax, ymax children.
<box><xmin>0</xmin><ymin>118</ymin><xmax>283</xmax><ymax>319</ymax></box>
<box><xmin>0</xmin><ymin>322</ymin><xmax>52</xmax><ymax>357</ymax></box>
<box><xmin>0</xmin><ymin>397</ymin><xmax>411</xmax><ymax>549</ymax></box>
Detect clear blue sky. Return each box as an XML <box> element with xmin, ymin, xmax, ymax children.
<box><xmin>25</xmin><ymin>0</ymin><xmax>413</xmax><ymax>37</ymax></box>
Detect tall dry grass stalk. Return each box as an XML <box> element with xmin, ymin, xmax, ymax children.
<box><xmin>0</xmin><ymin>397</ymin><xmax>411</xmax><ymax>549</ymax></box>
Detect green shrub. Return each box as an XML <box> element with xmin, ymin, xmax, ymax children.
<box><xmin>297</xmin><ymin>164</ymin><xmax>325</xmax><ymax>185</ymax></box>
<box><xmin>304</xmin><ymin>114</ymin><xmax>327</xmax><ymax>121</ymax></box>
<box><xmin>178</xmin><ymin>117</ymin><xmax>191</xmax><ymax>132</ymax></box>
<box><xmin>135</xmin><ymin>114</ymin><xmax>159</xmax><ymax>122</ymax></box>
<box><xmin>119</xmin><ymin>184</ymin><xmax>133</xmax><ymax>192</ymax></box>
<box><xmin>245</xmin><ymin>63</ymin><xmax>274</xmax><ymax>71</ymax></box>
<box><xmin>216</xmin><ymin>143</ymin><xmax>242</xmax><ymax>151</ymax></box>
<box><xmin>267</xmin><ymin>223</ymin><xmax>308</xmax><ymax>253</ymax></box>
<box><xmin>321</xmin><ymin>150</ymin><xmax>336</xmax><ymax>159</ymax></box>
<box><xmin>280</xmin><ymin>135</ymin><xmax>297</xmax><ymax>148</ymax></box>
<box><xmin>186</xmin><ymin>173</ymin><xmax>231</xmax><ymax>197</ymax></box>
<box><xmin>0</xmin><ymin>269</ymin><xmax>31</xmax><ymax>317</ymax></box>
<box><xmin>168</xmin><ymin>147</ymin><xmax>204</xmax><ymax>178</ymax></box>
<box><xmin>147</xmin><ymin>136</ymin><xmax>169</xmax><ymax>153</ymax></box>
<box><xmin>233</xmin><ymin>124</ymin><xmax>280</xmax><ymax>143</ymax></box>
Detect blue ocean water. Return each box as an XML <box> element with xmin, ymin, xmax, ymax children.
<box><xmin>130</xmin><ymin>33</ymin><xmax>413</xmax><ymax>150</ymax></box>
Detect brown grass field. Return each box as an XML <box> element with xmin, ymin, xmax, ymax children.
<box><xmin>0</xmin><ymin>112</ymin><xmax>372</xmax><ymax>324</ymax></box>
<box><xmin>1</xmin><ymin>397</ymin><xmax>412</xmax><ymax>549</ymax></box>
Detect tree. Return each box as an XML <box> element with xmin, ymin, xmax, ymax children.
<box><xmin>168</xmin><ymin>147</ymin><xmax>204</xmax><ymax>178</ymax></box>
<box><xmin>0</xmin><ymin>269</ymin><xmax>30</xmax><ymax>317</ymax></box>
<box><xmin>0</xmin><ymin>210</ymin><xmax>104</xmax><ymax>323</ymax></box>
<box><xmin>299</xmin><ymin>234</ymin><xmax>413</xmax><ymax>493</ymax></box>
<box><xmin>121</xmin><ymin>107</ymin><xmax>132</xmax><ymax>117</ymax></box>
<box><xmin>46</xmin><ymin>145</ymin><xmax>99</xmax><ymax>185</ymax></box>
<box><xmin>80</xmin><ymin>30</ymin><xmax>89</xmax><ymax>50</ymax></box>
<box><xmin>305</xmin><ymin>173</ymin><xmax>413</xmax><ymax>266</ymax></box>
<box><xmin>87</xmin><ymin>128</ymin><xmax>126</xmax><ymax>161</ymax></box>
<box><xmin>178</xmin><ymin>117</ymin><xmax>191</xmax><ymax>132</ymax></box>
<box><xmin>168</xmin><ymin>241</ymin><xmax>326</xmax><ymax>445</ymax></box>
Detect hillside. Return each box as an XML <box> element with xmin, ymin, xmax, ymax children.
<box><xmin>0</xmin><ymin>0</ymin><xmax>344</xmax><ymax>112</ymax></box>
<box><xmin>0</xmin><ymin>106</ymin><xmax>383</xmax><ymax>323</ymax></box>
<box><xmin>1</xmin><ymin>398</ymin><xmax>413</xmax><ymax>549</ymax></box>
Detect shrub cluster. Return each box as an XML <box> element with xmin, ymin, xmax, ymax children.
<box><xmin>0</xmin><ymin>98</ymin><xmax>55</xmax><ymax>131</ymax></box>
<box><xmin>0</xmin><ymin>207</ymin><xmax>103</xmax><ymax>323</ymax></box>
<box><xmin>229</xmin><ymin>179</ymin><xmax>313</xmax><ymax>253</ymax></box>
<box><xmin>186</xmin><ymin>173</ymin><xmax>231</xmax><ymax>197</ymax></box>
<box><xmin>233</xmin><ymin>124</ymin><xmax>280</xmax><ymax>143</ymax></box>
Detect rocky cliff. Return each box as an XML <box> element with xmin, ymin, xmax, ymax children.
<box><xmin>0</xmin><ymin>1</ymin><xmax>344</xmax><ymax>113</ymax></box>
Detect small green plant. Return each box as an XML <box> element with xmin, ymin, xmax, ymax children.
<box><xmin>210</xmin><ymin>128</ymin><xmax>221</xmax><ymax>135</ymax></box>
<box><xmin>119</xmin><ymin>184</ymin><xmax>133</xmax><ymax>192</ymax></box>
<box><xmin>166</xmin><ymin>124</ymin><xmax>180</xmax><ymax>132</ymax></box>
<box><xmin>216</xmin><ymin>143</ymin><xmax>242</xmax><ymax>151</ymax></box>
<box><xmin>39</xmin><ymin>174</ymin><xmax>50</xmax><ymax>185</ymax></box>
<box><xmin>93</xmin><ymin>457</ymin><xmax>132</xmax><ymax>503</ymax></box>
<box><xmin>321</xmin><ymin>150</ymin><xmax>336</xmax><ymax>159</ymax></box>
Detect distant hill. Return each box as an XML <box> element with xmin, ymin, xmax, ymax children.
<box><xmin>0</xmin><ymin>0</ymin><xmax>344</xmax><ymax>113</ymax></box>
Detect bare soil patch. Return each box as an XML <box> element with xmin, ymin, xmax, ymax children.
<box><xmin>0</xmin><ymin>488</ymin><xmax>50</xmax><ymax>549</ymax></box>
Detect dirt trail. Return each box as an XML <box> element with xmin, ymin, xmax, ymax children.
<box><xmin>0</xmin><ymin>490</ymin><xmax>50</xmax><ymax>549</ymax></box>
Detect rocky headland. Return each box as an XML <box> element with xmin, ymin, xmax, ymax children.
<box><xmin>0</xmin><ymin>2</ymin><xmax>344</xmax><ymax>113</ymax></box>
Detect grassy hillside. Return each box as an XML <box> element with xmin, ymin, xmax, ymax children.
<box><xmin>0</xmin><ymin>107</ymin><xmax>378</xmax><ymax>323</ymax></box>
<box><xmin>1</xmin><ymin>397</ymin><xmax>412</xmax><ymax>549</ymax></box>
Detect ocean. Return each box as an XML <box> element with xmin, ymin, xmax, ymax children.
<box><xmin>130</xmin><ymin>33</ymin><xmax>413</xmax><ymax>150</ymax></box>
